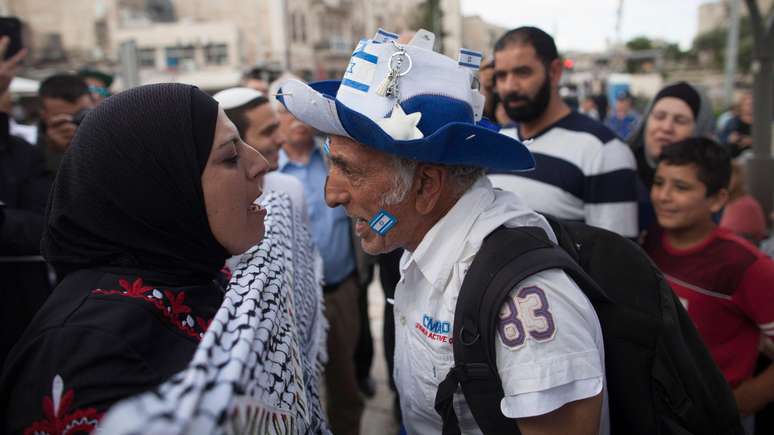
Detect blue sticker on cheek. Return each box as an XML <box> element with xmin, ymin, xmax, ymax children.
<box><xmin>368</xmin><ymin>209</ymin><xmax>397</xmax><ymax>236</ymax></box>
<box><xmin>322</xmin><ymin>138</ymin><xmax>330</xmax><ymax>155</ymax></box>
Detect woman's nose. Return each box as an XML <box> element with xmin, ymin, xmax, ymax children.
<box><xmin>245</xmin><ymin>144</ymin><xmax>269</xmax><ymax>179</ymax></box>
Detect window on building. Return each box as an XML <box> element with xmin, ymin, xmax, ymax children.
<box><xmin>40</xmin><ymin>33</ymin><xmax>66</xmax><ymax>62</ymax></box>
<box><xmin>205</xmin><ymin>43</ymin><xmax>229</xmax><ymax>65</ymax></box>
<box><xmin>164</xmin><ymin>45</ymin><xmax>195</xmax><ymax>69</ymax></box>
<box><xmin>95</xmin><ymin>20</ymin><xmax>109</xmax><ymax>54</ymax></box>
<box><xmin>137</xmin><ymin>48</ymin><xmax>156</xmax><ymax>68</ymax></box>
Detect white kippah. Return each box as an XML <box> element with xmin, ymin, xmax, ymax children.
<box><xmin>212</xmin><ymin>87</ymin><xmax>264</xmax><ymax>110</ymax></box>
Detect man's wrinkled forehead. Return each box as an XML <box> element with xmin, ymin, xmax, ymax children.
<box><xmin>328</xmin><ymin>135</ymin><xmax>385</xmax><ymax>170</ymax></box>
<box><xmin>493</xmin><ymin>42</ymin><xmax>541</xmax><ymax>70</ymax></box>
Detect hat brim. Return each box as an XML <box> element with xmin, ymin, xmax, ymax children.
<box><xmin>277</xmin><ymin>79</ymin><xmax>534</xmax><ymax>172</ymax></box>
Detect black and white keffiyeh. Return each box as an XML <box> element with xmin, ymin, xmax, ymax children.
<box><xmin>98</xmin><ymin>192</ymin><xmax>330</xmax><ymax>435</ymax></box>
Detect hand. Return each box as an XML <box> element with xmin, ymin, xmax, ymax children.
<box><xmin>734</xmin><ymin>380</ymin><xmax>765</xmax><ymax>416</ymax></box>
<box><xmin>0</xmin><ymin>36</ymin><xmax>27</xmax><ymax>96</ymax></box>
<box><xmin>480</xmin><ymin>60</ymin><xmax>494</xmax><ymax>95</ymax></box>
<box><xmin>733</xmin><ymin>366</ymin><xmax>774</xmax><ymax>417</ymax></box>
<box><xmin>45</xmin><ymin>114</ymin><xmax>78</xmax><ymax>152</ymax></box>
<box><xmin>761</xmin><ymin>336</ymin><xmax>774</xmax><ymax>360</ymax></box>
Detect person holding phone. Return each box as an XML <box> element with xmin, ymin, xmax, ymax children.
<box><xmin>0</xmin><ymin>35</ymin><xmax>54</xmax><ymax>369</ymax></box>
<box><xmin>37</xmin><ymin>74</ymin><xmax>95</xmax><ymax>174</ymax></box>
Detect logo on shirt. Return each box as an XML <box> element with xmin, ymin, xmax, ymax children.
<box><xmin>416</xmin><ymin>314</ymin><xmax>452</xmax><ymax>344</ymax></box>
<box><xmin>423</xmin><ymin>315</ymin><xmax>450</xmax><ymax>334</ymax></box>
<box><xmin>498</xmin><ymin>286</ymin><xmax>557</xmax><ymax>350</ymax></box>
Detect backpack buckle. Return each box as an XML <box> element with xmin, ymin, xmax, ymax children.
<box><xmin>458</xmin><ymin>325</ymin><xmax>480</xmax><ymax>346</ymax></box>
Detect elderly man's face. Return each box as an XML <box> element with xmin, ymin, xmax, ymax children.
<box><xmin>324</xmin><ymin>135</ymin><xmax>419</xmax><ymax>255</ymax></box>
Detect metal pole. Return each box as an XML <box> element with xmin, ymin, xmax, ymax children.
<box><xmin>723</xmin><ymin>0</ymin><xmax>740</xmax><ymax>108</ymax></box>
<box><xmin>118</xmin><ymin>40</ymin><xmax>139</xmax><ymax>90</ymax></box>
<box><xmin>431</xmin><ymin>0</ymin><xmax>441</xmax><ymax>52</ymax></box>
<box><xmin>615</xmin><ymin>0</ymin><xmax>623</xmax><ymax>47</ymax></box>
<box><xmin>283</xmin><ymin>0</ymin><xmax>291</xmax><ymax>71</ymax></box>
<box><xmin>746</xmin><ymin>55</ymin><xmax>774</xmax><ymax>221</ymax></box>
<box><xmin>743</xmin><ymin>0</ymin><xmax>774</xmax><ymax>223</ymax></box>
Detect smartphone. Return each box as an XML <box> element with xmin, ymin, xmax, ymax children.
<box><xmin>0</xmin><ymin>17</ymin><xmax>23</xmax><ymax>60</ymax></box>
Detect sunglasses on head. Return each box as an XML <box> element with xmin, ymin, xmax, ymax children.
<box><xmin>88</xmin><ymin>85</ymin><xmax>110</xmax><ymax>97</ymax></box>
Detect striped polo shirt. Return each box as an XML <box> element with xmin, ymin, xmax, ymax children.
<box><xmin>489</xmin><ymin>111</ymin><xmax>638</xmax><ymax>238</ymax></box>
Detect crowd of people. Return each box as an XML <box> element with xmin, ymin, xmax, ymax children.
<box><xmin>0</xmin><ymin>21</ymin><xmax>772</xmax><ymax>435</ymax></box>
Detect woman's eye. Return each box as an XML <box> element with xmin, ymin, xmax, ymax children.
<box><xmin>225</xmin><ymin>140</ymin><xmax>240</xmax><ymax>165</ymax></box>
<box><xmin>225</xmin><ymin>151</ymin><xmax>239</xmax><ymax>165</ymax></box>
<box><xmin>674</xmin><ymin>116</ymin><xmax>691</xmax><ymax>125</ymax></box>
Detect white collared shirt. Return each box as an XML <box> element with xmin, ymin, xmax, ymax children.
<box><xmin>393</xmin><ymin>177</ymin><xmax>609</xmax><ymax>435</ymax></box>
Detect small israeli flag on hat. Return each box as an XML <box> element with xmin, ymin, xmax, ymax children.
<box><xmin>274</xmin><ymin>29</ymin><xmax>535</xmax><ymax>172</ymax></box>
<box><xmin>458</xmin><ymin>49</ymin><xmax>483</xmax><ymax>69</ymax></box>
<box><xmin>373</xmin><ymin>28</ymin><xmax>399</xmax><ymax>43</ymax></box>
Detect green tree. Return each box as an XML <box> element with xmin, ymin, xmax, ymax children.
<box><xmin>625</xmin><ymin>36</ymin><xmax>654</xmax><ymax>51</ymax></box>
<box><xmin>663</xmin><ymin>43</ymin><xmax>686</xmax><ymax>61</ymax></box>
<box><xmin>692</xmin><ymin>15</ymin><xmax>756</xmax><ymax>72</ymax></box>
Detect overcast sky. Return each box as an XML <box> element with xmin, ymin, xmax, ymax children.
<box><xmin>460</xmin><ymin>0</ymin><xmax>716</xmax><ymax>52</ymax></box>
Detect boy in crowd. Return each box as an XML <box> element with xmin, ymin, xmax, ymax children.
<box><xmin>643</xmin><ymin>138</ymin><xmax>774</xmax><ymax>432</ymax></box>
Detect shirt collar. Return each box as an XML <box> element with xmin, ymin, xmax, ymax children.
<box><xmin>278</xmin><ymin>148</ymin><xmax>290</xmax><ymax>170</ymax></box>
<box><xmin>401</xmin><ymin>177</ymin><xmax>495</xmax><ymax>290</ymax></box>
<box><xmin>278</xmin><ymin>145</ymin><xmax>323</xmax><ymax>171</ymax></box>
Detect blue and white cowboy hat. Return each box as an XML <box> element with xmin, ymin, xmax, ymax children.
<box><xmin>276</xmin><ymin>29</ymin><xmax>534</xmax><ymax>172</ymax></box>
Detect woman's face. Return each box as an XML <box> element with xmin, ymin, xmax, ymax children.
<box><xmin>202</xmin><ymin>109</ymin><xmax>269</xmax><ymax>254</ymax></box>
<box><xmin>644</xmin><ymin>97</ymin><xmax>695</xmax><ymax>160</ymax></box>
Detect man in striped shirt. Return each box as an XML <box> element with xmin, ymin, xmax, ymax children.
<box><xmin>488</xmin><ymin>27</ymin><xmax>638</xmax><ymax>238</ymax></box>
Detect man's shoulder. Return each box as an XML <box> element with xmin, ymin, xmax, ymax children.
<box><xmin>2</xmin><ymin>133</ymin><xmax>41</xmax><ymax>159</ymax></box>
<box><xmin>711</xmin><ymin>230</ymin><xmax>774</xmax><ymax>280</ymax></box>
<box><xmin>265</xmin><ymin>171</ymin><xmax>305</xmax><ymax>193</ymax></box>
<box><xmin>548</xmin><ymin>111</ymin><xmax>619</xmax><ymax>145</ymax></box>
<box><xmin>709</xmin><ymin>229</ymin><xmax>763</xmax><ymax>266</ymax></box>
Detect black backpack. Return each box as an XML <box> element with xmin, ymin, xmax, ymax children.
<box><xmin>434</xmin><ymin>216</ymin><xmax>744</xmax><ymax>435</ymax></box>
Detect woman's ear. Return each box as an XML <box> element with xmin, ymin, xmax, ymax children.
<box><xmin>413</xmin><ymin>164</ymin><xmax>446</xmax><ymax>216</ymax></box>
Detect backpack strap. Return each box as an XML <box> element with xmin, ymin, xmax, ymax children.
<box><xmin>434</xmin><ymin>225</ymin><xmax>608</xmax><ymax>435</ymax></box>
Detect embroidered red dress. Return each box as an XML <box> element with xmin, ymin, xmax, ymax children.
<box><xmin>0</xmin><ymin>269</ymin><xmax>224</xmax><ymax>434</ymax></box>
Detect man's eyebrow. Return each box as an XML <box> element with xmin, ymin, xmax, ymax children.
<box><xmin>495</xmin><ymin>65</ymin><xmax>532</xmax><ymax>74</ymax></box>
<box><xmin>260</xmin><ymin>121</ymin><xmax>280</xmax><ymax>136</ymax></box>
<box><xmin>328</xmin><ymin>154</ymin><xmax>354</xmax><ymax>172</ymax></box>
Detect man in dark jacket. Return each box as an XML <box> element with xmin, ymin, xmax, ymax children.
<box><xmin>0</xmin><ymin>37</ymin><xmax>53</xmax><ymax>367</ymax></box>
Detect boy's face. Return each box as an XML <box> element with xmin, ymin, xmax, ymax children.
<box><xmin>41</xmin><ymin>95</ymin><xmax>95</xmax><ymax>152</ymax></box>
<box><xmin>650</xmin><ymin>163</ymin><xmax>727</xmax><ymax>231</ymax></box>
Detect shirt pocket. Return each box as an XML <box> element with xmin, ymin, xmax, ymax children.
<box><xmin>406</xmin><ymin>327</ymin><xmax>455</xmax><ymax>411</ymax></box>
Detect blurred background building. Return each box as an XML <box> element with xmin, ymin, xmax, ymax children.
<box><xmin>0</xmin><ymin>0</ymin><xmax>479</xmax><ymax>91</ymax></box>
<box><xmin>0</xmin><ymin>0</ymin><xmax>770</xmax><ymax>115</ymax></box>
